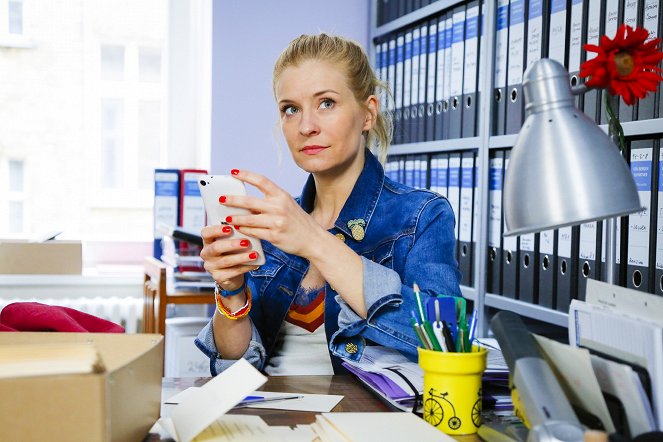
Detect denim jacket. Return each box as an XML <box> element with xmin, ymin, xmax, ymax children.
<box><xmin>195</xmin><ymin>149</ymin><xmax>462</xmax><ymax>375</ymax></box>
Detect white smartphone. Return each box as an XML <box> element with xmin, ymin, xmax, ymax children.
<box><xmin>198</xmin><ymin>175</ymin><xmax>266</xmax><ymax>266</ymax></box>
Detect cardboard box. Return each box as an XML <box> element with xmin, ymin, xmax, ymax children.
<box><xmin>0</xmin><ymin>333</ymin><xmax>164</xmax><ymax>442</ymax></box>
<box><xmin>0</xmin><ymin>239</ymin><xmax>83</xmax><ymax>274</ymax></box>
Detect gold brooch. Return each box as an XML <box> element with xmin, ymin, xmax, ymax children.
<box><xmin>347</xmin><ymin>219</ymin><xmax>366</xmax><ymax>241</ymax></box>
<box><xmin>345</xmin><ymin>342</ymin><xmax>358</xmax><ymax>354</ymax></box>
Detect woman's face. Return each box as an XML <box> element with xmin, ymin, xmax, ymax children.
<box><xmin>275</xmin><ymin>59</ymin><xmax>376</xmax><ymax>176</ymax></box>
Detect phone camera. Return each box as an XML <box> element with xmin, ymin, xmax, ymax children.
<box><xmin>199</xmin><ymin>180</ymin><xmax>207</xmax><ymax>186</ymax></box>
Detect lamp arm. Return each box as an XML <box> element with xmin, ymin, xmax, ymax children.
<box><xmin>570</xmin><ymin>83</ymin><xmax>589</xmax><ymax>96</ymax></box>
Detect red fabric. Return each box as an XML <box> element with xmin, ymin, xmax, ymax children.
<box><xmin>0</xmin><ymin>302</ymin><xmax>124</xmax><ymax>333</ymax></box>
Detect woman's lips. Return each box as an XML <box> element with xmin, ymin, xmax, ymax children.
<box><xmin>301</xmin><ymin>145</ymin><xmax>327</xmax><ymax>155</ymax></box>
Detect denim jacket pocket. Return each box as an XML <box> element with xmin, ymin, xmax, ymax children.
<box><xmin>362</xmin><ymin>240</ymin><xmax>395</xmax><ymax>269</ymax></box>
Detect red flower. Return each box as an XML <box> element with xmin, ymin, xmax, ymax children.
<box><xmin>580</xmin><ymin>24</ymin><xmax>663</xmax><ymax>105</ymax></box>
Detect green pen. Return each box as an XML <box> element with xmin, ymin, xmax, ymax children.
<box><xmin>410</xmin><ymin>314</ymin><xmax>431</xmax><ymax>349</ymax></box>
<box><xmin>421</xmin><ymin>319</ymin><xmax>443</xmax><ymax>351</ymax></box>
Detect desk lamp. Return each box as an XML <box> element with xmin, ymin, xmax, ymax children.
<box><xmin>495</xmin><ymin>58</ymin><xmax>642</xmax><ymax>442</ymax></box>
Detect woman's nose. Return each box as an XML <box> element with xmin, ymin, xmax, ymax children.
<box><xmin>299</xmin><ymin>110</ymin><xmax>320</xmax><ymax>136</ymax></box>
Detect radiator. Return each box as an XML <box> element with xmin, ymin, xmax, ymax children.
<box><xmin>0</xmin><ymin>296</ymin><xmax>143</xmax><ymax>333</ymax></box>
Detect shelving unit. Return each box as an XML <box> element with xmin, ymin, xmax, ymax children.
<box><xmin>370</xmin><ymin>0</ymin><xmax>663</xmax><ymax>335</ymax></box>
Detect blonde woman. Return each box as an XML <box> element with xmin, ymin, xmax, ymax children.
<box><xmin>196</xmin><ymin>33</ymin><xmax>461</xmax><ymax>375</ymax></box>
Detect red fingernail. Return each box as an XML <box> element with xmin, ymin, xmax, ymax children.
<box><xmin>240</xmin><ymin>239</ymin><xmax>250</xmax><ymax>247</ymax></box>
<box><xmin>219</xmin><ymin>195</ymin><xmax>226</xmax><ymax>203</ymax></box>
<box><xmin>225</xmin><ymin>216</ymin><xmax>232</xmax><ymax>223</ymax></box>
<box><xmin>249</xmin><ymin>252</ymin><xmax>258</xmax><ymax>260</ymax></box>
<box><xmin>222</xmin><ymin>226</ymin><xmax>232</xmax><ymax>233</ymax></box>
<box><xmin>231</xmin><ymin>169</ymin><xmax>239</xmax><ymax>175</ymax></box>
<box><xmin>234</xmin><ymin>225</ymin><xmax>240</xmax><ymax>230</ymax></box>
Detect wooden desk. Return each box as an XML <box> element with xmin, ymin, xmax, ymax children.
<box><xmin>147</xmin><ymin>375</ymin><xmax>481</xmax><ymax>441</ymax></box>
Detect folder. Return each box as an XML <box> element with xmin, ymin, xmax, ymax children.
<box><xmin>434</xmin><ymin>16</ymin><xmax>446</xmax><ymax>141</ymax></box>
<box><xmin>487</xmin><ymin>151</ymin><xmax>505</xmax><ymax>295</ymax></box>
<box><xmin>447</xmin><ymin>152</ymin><xmax>462</xmax><ymax>263</ymax></box>
<box><xmin>538</xmin><ymin>229</ymin><xmax>556</xmax><ymax>308</ymax></box>
<box><xmin>502</xmin><ymin>150</ymin><xmax>519</xmax><ymax>298</ymax></box>
<box><xmin>410</xmin><ymin>26</ymin><xmax>423</xmax><ymax>143</ymax></box>
<box><xmin>518</xmin><ymin>233</ymin><xmax>538</xmax><ymax>303</ymax></box>
<box><xmin>458</xmin><ymin>151</ymin><xmax>475</xmax><ymax>286</ymax></box>
<box><xmin>416</xmin><ymin>24</ymin><xmax>428</xmax><ymax>143</ymax></box>
<box><xmin>547</xmin><ymin>0</ymin><xmax>569</xmax><ymax>67</ymax></box>
<box><xmin>600</xmin><ymin>0</ymin><xmax>621</xmax><ymax>125</ymax></box>
<box><xmin>462</xmin><ymin>1</ymin><xmax>480</xmax><ymax>138</ymax></box>
<box><xmin>600</xmin><ymin>217</ymin><xmax>626</xmax><ymax>287</ymax></box>
<box><xmin>403</xmin><ymin>29</ymin><xmax>413</xmax><ymax>145</ymax></box>
<box><xmin>577</xmin><ymin>221</ymin><xmax>599</xmax><ymax>301</ymax></box>
<box><xmin>525</xmin><ymin>0</ymin><xmax>548</xmax><ymax>86</ymax></box>
<box><xmin>425</xmin><ymin>20</ymin><xmax>437</xmax><ymax>141</ymax></box>
<box><xmin>380</xmin><ymin>40</ymin><xmax>389</xmax><ymax>114</ymax></box>
<box><xmin>626</xmin><ymin>139</ymin><xmax>655</xmax><ymax>292</ymax></box>
<box><xmin>448</xmin><ymin>6</ymin><xmax>465</xmax><ymax>140</ymax></box>
<box><xmin>582</xmin><ymin>0</ymin><xmax>603</xmax><ymax>122</ymax></box>
<box><xmin>394</xmin><ymin>33</ymin><xmax>405</xmax><ymax>145</ymax></box>
<box><xmin>556</xmin><ymin>226</ymin><xmax>577</xmax><ymax>312</ymax></box>
<box><xmin>153</xmin><ymin>169</ymin><xmax>181</xmax><ymax>259</ymax></box>
<box><xmin>387</xmin><ymin>36</ymin><xmax>397</xmax><ymax>134</ymax></box>
<box><xmin>505</xmin><ymin>0</ymin><xmax>525</xmax><ymax>135</ymax></box>
<box><xmin>618</xmin><ymin>0</ymin><xmax>640</xmax><ymax>123</ymax></box>
<box><xmin>493</xmin><ymin>0</ymin><xmax>510</xmax><ymax>135</ymax></box>
<box><xmin>655</xmin><ymin>140</ymin><xmax>663</xmax><ymax>296</ymax></box>
<box><xmin>179</xmin><ymin>169</ymin><xmax>208</xmax><ymax>254</ymax></box>
<box><xmin>636</xmin><ymin>0</ymin><xmax>659</xmax><ymax>120</ymax></box>
<box><xmin>567</xmin><ymin>0</ymin><xmax>585</xmax><ymax>109</ymax></box>
<box><xmin>431</xmin><ymin>152</ymin><xmax>450</xmax><ymax>197</ymax></box>
<box><xmin>404</xmin><ymin>155</ymin><xmax>415</xmax><ymax>187</ymax></box>
<box><xmin>442</xmin><ymin>15</ymin><xmax>454</xmax><ymax>139</ymax></box>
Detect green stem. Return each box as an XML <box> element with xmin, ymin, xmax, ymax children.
<box><xmin>603</xmin><ymin>92</ymin><xmax>625</xmax><ymax>153</ymax></box>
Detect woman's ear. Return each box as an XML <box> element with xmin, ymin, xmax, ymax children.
<box><xmin>363</xmin><ymin>95</ymin><xmax>379</xmax><ymax>132</ymax></box>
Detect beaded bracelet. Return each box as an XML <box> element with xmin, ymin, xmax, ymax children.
<box><xmin>215</xmin><ymin>281</ymin><xmax>245</xmax><ymax>298</ymax></box>
<box><xmin>215</xmin><ymin>285</ymin><xmax>252</xmax><ymax>320</ymax></box>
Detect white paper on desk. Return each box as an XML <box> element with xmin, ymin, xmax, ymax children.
<box><xmin>314</xmin><ymin>412</ymin><xmax>453</xmax><ymax>441</ymax></box>
<box><xmin>243</xmin><ymin>390</ymin><xmax>343</xmax><ymax>412</ymax></box>
<box><xmin>342</xmin><ymin>346</ymin><xmax>423</xmax><ymax>395</ymax></box>
<box><xmin>534</xmin><ymin>334</ymin><xmax>615</xmax><ymax>433</ymax></box>
<box><xmin>160</xmin><ymin>358</ymin><xmax>267</xmax><ymax>442</ymax></box>
<box><xmin>586</xmin><ymin>279</ymin><xmax>663</xmax><ymax>327</ymax></box>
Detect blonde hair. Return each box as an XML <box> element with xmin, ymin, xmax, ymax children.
<box><xmin>273</xmin><ymin>33</ymin><xmax>393</xmax><ymax>164</ymax></box>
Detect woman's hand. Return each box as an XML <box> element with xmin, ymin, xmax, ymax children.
<box><xmin>220</xmin><ymin>170</ymin><xmax>326</xmax><ymax>258</ymax></box>
<box><xmin>200</xmin><ymin>224</ymin><xmax>260</xmax><ymax>291</ymax></box>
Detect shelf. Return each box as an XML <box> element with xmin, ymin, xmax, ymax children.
<box><xmin>488</xmin><ymin>134</ymin><xmax>518</xmax><ymax>149</ymax></box>
<box><xmin>373</xmin><ymin>0</ymin><xmax>467</xmax><ymax>36</ymax></box>
<box><xmin>485</xmin><ymin>294</ymin><xmax>568</xmax><ymax>328</ymax></box>
<box><xmin>599</xmin><ymin>118</ymin><xmax>663</xmax><ymax>138</ymax></box>
<box><xmin>461</xmin><ymin>286</ymin><xmax>476</xmax><ymax>301</ymax></box>
<box><xmin>389</xmin><ymin>137</ymin><xmax>481</xmax><ymax>155</ymax></box>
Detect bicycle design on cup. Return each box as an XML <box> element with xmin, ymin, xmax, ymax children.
<box><xmin>472</xmin><ymin>388</ymin><xmax>482</xmax><ymax>427</ymax></box>
<box><xmin>423</xmin><ymin>387</ymin><xmax>461</xmax><ymax>430</ymax></box>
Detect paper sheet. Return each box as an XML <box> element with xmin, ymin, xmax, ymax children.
<box><xmin>315</xmin><ymin>412</ymin><xmax>453</xmax><ymax>441</ymax></box>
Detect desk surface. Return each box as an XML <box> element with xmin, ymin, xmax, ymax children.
<box><xmin>148</xmin><ymin>375</ymin><xmax>481</xmax><ymax>441</ymax></box>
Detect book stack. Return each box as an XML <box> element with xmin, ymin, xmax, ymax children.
<box><xmin>160</xmin><ymin>233</ymin><xmax>214</xmax><ymax>293</ymax></box>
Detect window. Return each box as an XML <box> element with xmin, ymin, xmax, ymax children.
<box><xmin>6</xmin><ymin>159</ymin><xmax>25</xmax><ymax>233</ymax></box>
<box><xmin>100</xmin><ymin>99</ymin><xmax>125</xmax><ymax>189</ymax></box>
<box><xmin>139</xmin><ymin>48</ymin><xmax>161</xmax><ymax>82</ymax></box>
<box><xmin>8</xmin><ymin>0</ymin><xmax>23</xmax><ymax>35</ymax></box>
<box><xmin>138</xmin><ymin>100</ymin><xmax>161</xmax><ymax>189</ymax></box>
<box><xmin>100</xmin><ymin>44</ymin><xmax>125</xmax><ymax>81</ymax></box>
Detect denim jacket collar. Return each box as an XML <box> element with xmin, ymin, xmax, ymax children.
<box><xmin>298</xmin><ymin>149</ymin><xmax>384</xmax><ymax>238</ymax></box>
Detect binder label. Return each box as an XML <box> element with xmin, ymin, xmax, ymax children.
<box><xmin>644</xmin><ymin>0</ymin><xmax>660</xmax><ymax>41</ymax></box>
<box><xmin>444</xmin><ymin>18</ymin><xmax>454</xmax><ymax>102</ymax></box>
<box><xmin>623</xmin><ymin>0</ymin><xmax>638</xmax><ymax>31</ymax></box>
<box><xmin>154</xmin><ymin>172</ymin><xmax>179</xmax><ymax>238</ymax></box>
<box><xmin>427</xmin><ymin>23</ymin><xmax>437</xmax><ymax>107</ymax></box>
<box><xmin>520</xmin><ymin>233</ymin><xmax>535</xmax><ymax>252</ymax></box>
<box><xmin>540</xmin><ymin>230</ymin><xmax>554</xmax><ymax>255</ymax></box>
<box><xmin>579</xmin><ymin>223</ymin><xmax>597</xmax><ymax>260</ymax></box>
<box><xmin>488</xmin><ymin>157</ymin><xmax>504</xmax><ymax>248</ymax></box>
<box><xmin>450</xmin><ymin>11</ymin><xmax>466</xmax><ymax>98</ymax></box>
<box><xmin>418</xmin><ymin>26</ymin><xmax>427</xmax><ymax>108</ymax></box>
<box><xmin>460</xmin><ymin>156</ymin><xmax>474</xmax><ymax>242</ymax></box>
<box><xmin>396</xmin><ymin>36</ymin><xmax>404</xmax><ymax>110</ymax></box>
<box><xmin>404</xmin><ymin>32</ymin><xmax>413</xmax><ymax>109</ymax></box>
<box><xmin>436</xmin><ymin>20</ymin><xmax>446</xmax><ymax>105</ymax></box>
<box><xmin>548</xmin><ymin>0</ymin><xmax>568</xmax><ymax>64</ymax></box>
<box><xmin>495</xmin><ymin>0</ymin><xmax>509</xmax><ymax>87</ymax></box>
<box><xmin>628</xmin><ymin>149</ymin><xmax>653</xmax><ymax>266</ymax></box>
<box><xmin>438</xmin><ymin>156</ymin><xmax>449</xmax><ymax>197</ymax></box>
<box><xmin>448</xmin><ymin>156</ymin><xmax>461</xmax><ymax>239</ymax></box>
<box><xmin>507</xmin><ymin>0</ymin><xmax>525</xmax><ymax>86</ymax></box>
<box><xmin>526</xmin><ymin>0</ymin><xmax>544</xmax><ymax>69</ymax></box>
<box><xmin>463</xmin><ymin>5</ymin><xmax>480</xmax><ymax>95</ymax></box>
<box><xmin>412</xmin><ymin>29</ymin><xmax>421</xmax><ymax>107</ymax></box>
<box><xmin>388</xmin><ymin>39</ymin><xmax>396</xmax><ymax>111</ymax></box>
<box><xmin>558</xmin><ymin>227</ymin><xmax>572</xmax><ymax>258</ymax></box>
<box><xmin>586</xmin><ymin>0</ymin><xmax>602</xmax><ymax>60</ymax></box>
<box><xmin>181</xmin><ymin>173</ymin><xmax>206</xmax><ymax>231</ymax></box>
<box><xmin>605</xmin><ymin>0</ymin><xmax>620</xmax><ymax>39</ymax></box>
<box><xmin>656</xmin><ymin>159</ymin><xmax>663</xmax><ymax>270</ymax></box>
<box><xmin>568</xmin><ymin>0</ymin><xmax>584</xmax><ymax>72</ymax></box>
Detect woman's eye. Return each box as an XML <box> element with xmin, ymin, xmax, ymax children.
<box><xmin>320</xmin><ymin>99</ymin><xmax>335</xmax><ymax>110</ymax></box>
<box><xmin>282</xmin><ymin>105</ymin><xmax>298</xmax><ymax>116</ymax></box>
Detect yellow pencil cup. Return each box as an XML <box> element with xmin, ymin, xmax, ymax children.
<box><xmin>418</xmin><ymin>346</ymin><xmax>487</xmax><ymax>435</ymax></box>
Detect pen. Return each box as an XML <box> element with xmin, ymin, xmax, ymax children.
<box><xmin>413</xmin><ymin>282</ymin><xmax>426</xmax><ymax>323</ymax></box>
<box><xmin>410</xmin><ymin>310</ymin><xmax>432</xmax><ymax>350</ymax></box>
<box><xmin>432</xmin><ymin>300</ymin><xmax>448</xmax><ymax>351</ymax></box>
<box><xmin>441</xmin><ymin>320</ymin><xmax>456</xmax><ymax>352</ymax></box>
<box><xmin>421</xmin><ymin>319</ymin><xmax>442</xmax><ymax>351</ymax></box>
<box><xmin>235</xmin><ymin>394</ymin><xmax>304</xmax><ymax>408</ymax></box>
<box><xmin>468</xmin><ymin>309</ymin><xmax>478</xmax><ymax>350</ymax></box>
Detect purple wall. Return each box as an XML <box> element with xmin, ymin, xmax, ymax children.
<box><xmin>211</xmin><ymin>1</ymin><xmax>371</xmax><ymax>196</ymax></box>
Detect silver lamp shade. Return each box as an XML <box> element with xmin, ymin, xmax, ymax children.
<box><xmin>503</xmin><ymin>58</ymin><xmax>643</xmax><ymax>236</ymax></box>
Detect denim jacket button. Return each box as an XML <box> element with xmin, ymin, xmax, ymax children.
<box><xmin>345</xmin><ymin>342</ymin><xmax>358</xmax><ymax>354</ymax></box>
<box><xmin>335</xmin><ymin>233</ymin><xmax>346</xmax><ymax>242</ymax></box>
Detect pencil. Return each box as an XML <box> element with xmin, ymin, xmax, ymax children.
<box><xmin>413</xmin><ymin>282</ymin><xmax>426</xmax><ymax>323</ymax></box>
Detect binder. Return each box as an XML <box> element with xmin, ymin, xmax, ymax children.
<box><xmin>405</xmin><ymin>155</ymin><xmax>415</xmax><ymax>187</ymax></box>
<box><xmin>637</xmin><ymin>0</ymin><xmax>660</xmax><ymax>120</ymax></box>
<box><xmin>555</xmin><ymin>226</ymin><xmax>576</xmax><ymax>312</ymax></box>
<box><xmin>380</xmin><ymin>41</ymin><xmax>389</xmax><ymax>114</ymax></box>
<box><xmin>416</xmin><ymin>24</ymin><xmax>428</xmax><ymax>143</ymax></box>
<box><xmin>505</xmin><ymin>0</ymin><xmax>525</xmax><ymax>135</ymax></box>
<box><xmin>434</xmin><ymin>17</ymin><xmax>446</xmax><ymax>140</ymax></box>
<box><xmin>583</xmin><ymin>0</ymin><xmax>603</xmax><ymax>122</ymax></box>
<box><xmin>394</xmin><ymin>33</ymin><xmax>405</xmax><ymax>144</ymax></box>
<box><xmin>502</xmin><ymin>150</ymin><xmax>519</xmax><ymax>298</ymax></box>
<box><xmin>433</xmin><ymin>152</ymin><xmax>450</xmax><ymax>198</ymax></box>
<box><xmin>525</xmin><ymin>0</ymin><xmax>548</xmax><ymax>78</ymax></box>
<box><xmin>600</xmin><ymin>0</ymin><xmax>621</xmax><ymax>125</ymax></box>
<box><xmin>462</xmin><ymin>1</ymin><xmax>480</xmax><ymax>138</ymax></box>
<box><xmin>179</xmin><ymin>169</ymin><xmax>208</xmax><ymax>254</ymax></box>
<box><xmin>403</xmin><ymin>30</ymin><xmax>413</xmax><ymax>145</ymax></box>
<box><xmin>153</xmin><ymin>169</ymin><xmax>181</xmax><ymax>259</ymax></box>
<box><xmin>458</xmin><ymin>151</ymin><xmax>475</xmax><ymax>286</ymax></box>
<box><xmin>442</xmin><ymin>15</ymin><xmax>454</xmax><ymax>139</ymax></box>
<box><xmin>618</xmin><ymin>0</ymin><xmax>640</xmax><ymax>123</ymax></box>
<box><xmin>487</xmin><ymin>150</ymin><xmax>505</xmax><ymax>295</ymax></box>
<box><xmin>518</xmin><ymin>233</ymin><xmax>538</xmax><ymax>303</ymax></box>
<box><xmin>447</xmin><ymin>152</ymin><xmax>462</xmax><ymax>262</ymax></box>
<box><xmin>548</xmin><ymin>0</ymin><xmax>569</xmax><ymax>67</ymax></box>
<box><xmin>448</xmin><ymin>6</ymin><xmax>465</xmax><ymax>140</ymax></box>
<box><xmin>655</xmin><ymin>140</ymin><xmax>663</xmax><ymax>296</ymax></box>
<box><xmin>493</xmin><ymin>0</ymin><xmax>510</xmax><ymax>136</ymax></box>
<box><xmin>537</xmin><ymin>229</ymin><xmax>556</xmax><ymax>308</ymax></box>
<box><xmin>626</xmin><ymin>139</ymin><xmax>655</xmax><ymax>292</ymax></box>
<box><xmin>425</xmin><ymin>20</ymin><xmax>437</xmax><ymax>141</ymax></box>
<box><xmin>428</xmin><ymin>154</ymin><xmax>438</xmax><ymax>192</ymax></box>
<box><xmin>388</xmin><ymin>36</ymin><xmax>397</xmax><ymax>134</ymax></box>
<box><xmin>567</xmin><ymin>0</ymin><xmax>585</xmax><ymax>109</ymax></box>
<box><xmin>410</xmin><ymin>27</ymin><xmax>421</xmax><ymax>144</ymax></box>
<box><xmin>577</xmin><ymin>221</ymin><xmax>599</xmax><ymax>301</ymax></box>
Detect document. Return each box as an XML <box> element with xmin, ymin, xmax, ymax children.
<box><xmin>314</xmin><ymin>412</ymin><xmax>453</xmax><ymax>441</ymax></box>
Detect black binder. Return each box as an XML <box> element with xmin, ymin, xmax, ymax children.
<box><xmin>582</xmin><ymin>0</ymin><xmax>603</xmax><ymax>122</ymax></box>
<box><xmin>458</xmin><ymin>151</ymin><xmax>475</xmax><ymax>286</ymax></box>
<box><xmin>502</xmin><ymin>150</ymin><xmax>519</xmax><ymax>298</ymax></box>
<box><xmin>518</xmin><ymin>233</ymin><xmax>538</xmax><ymax>304</ymax></box>
<box><xmin>462</xmin><ymin>1</ymin><xmax>480</xmax><ymax>138</ymax></box>
<box><xmin>441</xmin><ymin>14</ymin><xmax>454</xmax><ymax>140</ymax></box>
<box><xmin>425</xmin><ymin>19</ymin><xmax>437</xmax><ymax>141</ymax></box>
<box><xmin>415</xmin><ymin>24</ymin><xmax>428</xmax><ymax>143</ymax></box>
<box><xmin>618</xmin><ymin>0</ymin><xmax>640</xmax><ymax>123</ymax></box>
<box><xmin>493</xmin><ymin>0</ymin><xmax>510</xmax><ymax>135</ymax></box>
<box><xmin>577</xmin><ymin>221</ymin><xmax>599</xmax><ymax>301</ymax></box>
<box><xmin>599</xmin><ymin>0</ymin><xmax>622</xmax><ymax>125</ymax></box>
<box><xmin>435</xmin><ymin>15</ymin><xmax>446</xmax><ymax>141</ymax></box>
<box><xmin>487</xmin><ymin>150</ymin><xmax>505</xmax><ymax>294</ymax></box>
<box><xmin>566</xmin><ymin>0</ymin><xmax>585</xmax><ymax>110</ymax></box>
<box><xmin>537</xmin><ymin>229</ymin><xmax>556</xmax><ymax>308</ymax></box>
<box><xmin>448</xmin><ymin>6</ymin><xmax>465</xmax><ymax>140</ymax></box>
<box><xmin>394</xmin><ymin>33</ymin><xmax>405</xmax><ymax>145</ymax></box>
<box><xmin>654</xmin><ymin>139</ymin><xmax>663</xmax><ymax>296</ymax></box>
<box><xmin>555</xmin><ymin>226</ymin><xmax>577</xmax><ymax>312</ymax></box>
<box><xmin>402</xmin><ymin>29</ymin><xmax>413</xmax><ymax>145</ymax></box>
<box><xmin>505</xmin><ymin>0</ymin><xmax>526</xmax><ymax>135</ymax></box>
<box><xmin>448</xmin><ymin>152</ymin><xmax>462</xmax><ymax>266</ymax></box>
<box><xmin>637</xmin><ymin>0</ymin><xmax>661</xmax><ymax>120</ymax></box>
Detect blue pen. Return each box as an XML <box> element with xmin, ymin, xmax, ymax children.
<box><xmin>468</xmin><ymin>309</ymin><xmax>478</xmax><ymax>347</ymax></box>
